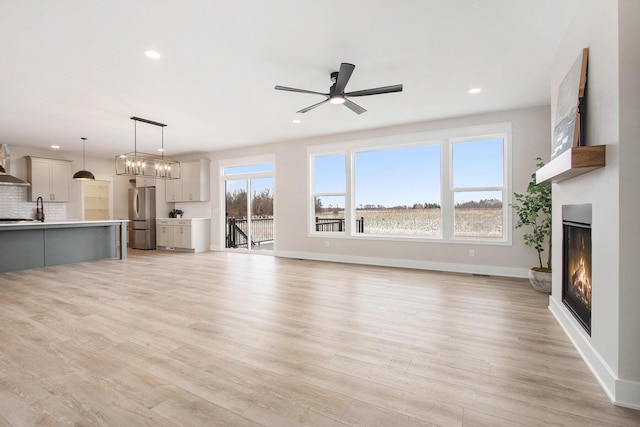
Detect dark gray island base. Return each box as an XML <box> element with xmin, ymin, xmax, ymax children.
<box><xmin>0</xmin><ymin>220</ymin><xmax>128</xmax><ymax>273</ymax></box>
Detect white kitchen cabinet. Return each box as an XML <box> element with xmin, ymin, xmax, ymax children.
<box><xmin>26</xmin><ymin>157</ymin><xmax>71</xmax><ymax>202</ymax></box>
<box><xmin>156</xmin><ymin>220</ymin><xmax>174</xmax><ymax>247</ymax></box>
<box><xmin>174</xmin><ymin>220</ymin><xmax>192</xmax><ymax>249</ymax></box>
<box><xmin>165</xmin><ymin>178</ymin><xmax>182</xmax><ymax>202</ymax></box>
<box><xmin>135</xmin><ymin>177</ymin><xmax>156</xmax><ymax>188</ymax></box>
<box><xmin>165</xmin><ymin>159</ymin><xmax>209</xmax><ymax>202</ymax></box>
<box><xmin>156</xmin><ymin>218</ymin><xmax>210</xmax><ymax>252</ymax></box>
<box><xmin>181</xmin><ymin>160</ymin><xmax>210</xmax><ymax>202</ymax></box>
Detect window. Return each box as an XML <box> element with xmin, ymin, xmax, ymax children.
<box><xmin>354</xmin><ymin>144</ymin><xmax>441</xmax><ymax>236</ymax></box>
<box><xmin>308</xmin><ymin>123</ymin><xmax>511</xmax><ymax>244</ymax></box>
<box><xmin>452</xmin><ymin>138</ymin><xmax>505</xmax><ymax>239</ymax></box>
<box><xmin>312</xmin><ymin>154</ymin><xmax>346</xmax><ymax>233</ymax></box>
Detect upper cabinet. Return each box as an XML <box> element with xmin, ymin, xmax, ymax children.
<box><xmin>166</xmin><ymin>159</ymin><xmax>210</xmax><ymax>202</ymax></box>
<box><xmin>182</xmin><ymin>160</ymin><xmax>210</xmax><ymax>202</ymax></box>
<box><xmin>135</xmin><ymin>177</ymin><xmax>157</xmax><ymax>188</ymax></box>
<box><xmin>165</xmin><ymin>177</ymin><xmax>182</xmax><ymax>202</ymax></box>
<box><xmin>26</xmin><ymin>157</ymin><xmax>71</xmax><ymax>202</ymax></box>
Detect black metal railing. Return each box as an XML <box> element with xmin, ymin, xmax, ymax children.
<box><xmin>227</xmin><ymin>217</ymin><xmax>274</xmax><ymax>248</ymax></box>
<box><xmin>227</xmin><ymin>216</ymin><xmax>364</xmax><ymax>248</ymax></box>
<box><xmin>315</xmin><ymin>217</ymin><xmax>364</xmax><ymax>233</ymax></box>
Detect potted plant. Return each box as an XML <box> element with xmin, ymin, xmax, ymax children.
<box><xmin>511</xmin><ymin>157</ymin><xmax>552</xmax><ymax>293</ymax></box>
<box><xmin>169</xmin><ymin>209</ymin><xmax>184</xmax><ymax>218</ymax></box>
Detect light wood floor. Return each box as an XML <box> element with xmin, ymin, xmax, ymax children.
<box><xmin>1</xmin><ymin>251</ymin><xmax>638</xmax><ymax>426</ymax></box>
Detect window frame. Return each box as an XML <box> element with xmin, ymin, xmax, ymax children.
<box><xmin>448</xmin><ymin>134</ymin><xmax>509</xmax><ymax>243</ymax></box>
<box><xmin>351</xmin><ymin>140</ymin><xmax>443</xmax><ymax>239</ymax></box>
<box><xmin>309</xmin><ymin>151</ymin><xmax>349</xmax><ymax>234</ymax></box>
<box><xmin>307</xmin><ymin>123</ymin><xmax>512</xmax><ymax>245</ymax></box>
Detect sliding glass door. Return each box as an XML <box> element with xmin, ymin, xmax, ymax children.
<box><xmin>223</xmin><ymin>162</ymin><xmax>274</xmax><ymax>252</ymax></box>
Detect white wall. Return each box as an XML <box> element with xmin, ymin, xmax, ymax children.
<box><xmin>548</xmin><ymin>0</ymin><xmax>640</xmax><ymax>409</ymax></box>
<box><xmin>207</xmin><ymin>106</ymin><xmax>550</xmax><ymax>277</ymax></box>
<box><xmin>617</xmin><ymin>0</ymin><xmax>640</xmax><ymax>397</ymax></box>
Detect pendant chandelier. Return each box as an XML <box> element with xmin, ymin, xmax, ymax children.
<box><xmin>73</xmin><ymin>137</ymin><xmax>95</xmax><ymax>180</ymax></box>
<box><xmin>115</xmin><ymin>116</ymin><xmax>180</xmax><ymax>179</ymax></box>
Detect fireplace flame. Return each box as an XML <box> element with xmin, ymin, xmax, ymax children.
<box><xmin>570</xmin><ymin>236</ymin><xmax>591</xmax><ymax>307</ymax></box>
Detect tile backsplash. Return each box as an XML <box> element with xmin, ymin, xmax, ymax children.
<box><xmin>0</xmin><ymin>186</ymin><xmax>67</xmax><ymax>220</ymax></box>
<box><xmin>174</xmin><ymin>201</ymin><xmax>211</xmax><ymax>219</ymax></box>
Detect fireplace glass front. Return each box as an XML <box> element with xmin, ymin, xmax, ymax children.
<box><xmin>562</xmin><ymin>204</ymin><xmax>592</xmax><ymax>335</ymax></box>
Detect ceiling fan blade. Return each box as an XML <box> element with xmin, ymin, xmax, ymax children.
<box><xmin>343</xmin><ymin>99</ymin><xmax>367</xmax><ymax>115</ymax></box>
<box><xmin>334</xmin><ymin>63</ymin><xmax>355</xmax><ymax>94</ymax></box>
<box><xmin>345</xmin><ymin>84</ymin><xmax>403</xmax><ymax>97</ymax></box>
<box><xmin>297</xmin><ymin>99</ymin><xmax>329</xmax><ymax>113</ymax></box>
<box><xmin>274</xmin><ymin>85</ymin><xmax>327</xmax><ymax>96</ymax></box>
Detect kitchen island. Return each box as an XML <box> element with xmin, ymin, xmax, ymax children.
<box><xmin>0</xmin><ymin>220</ymin><xmax>128</xmax><ymax>273</ymax></box>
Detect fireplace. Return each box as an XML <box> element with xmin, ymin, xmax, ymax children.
<box><xmin>562</xmin><ymin>204</ymin><xmax>592</xmax><ymax>335</ymax></box>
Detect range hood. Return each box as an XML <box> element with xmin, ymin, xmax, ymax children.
<box><xmin>0</xmin><ymin>145</ymin><xmax>30</xmax><ymax>186</ymax></box>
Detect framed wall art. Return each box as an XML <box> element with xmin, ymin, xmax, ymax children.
<box><xmin>551</xmin><ymin>48</ymin><xmax>589</xmax><ymax>160</ymax></box>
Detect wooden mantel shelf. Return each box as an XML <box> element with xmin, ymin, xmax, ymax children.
<box><xmin>536</xmin><ymin>145</ymin><xmax>606</xmax><ymax>184</ymax></box>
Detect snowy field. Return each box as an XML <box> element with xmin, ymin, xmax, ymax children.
<box><xmin>319</xmin><ymin>208</ymin><xmax>503</xmax><ymax>238</ymax></box>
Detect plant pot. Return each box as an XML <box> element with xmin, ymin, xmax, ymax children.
<box><xmin>528</xmin><ymin>269</ymin><xmax>552</xmax><ymax>293</ymax></box>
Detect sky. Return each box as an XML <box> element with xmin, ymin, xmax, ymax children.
<box><xmin>224</xmin><ymin>163</ymin><xmax>273</xmax><ymax>196</ymax></box>
<box><xmin>223</xmin><ymin>138</ymin><xmax>504</xmax><ymax>208</ymax></box>
<box><xmin>316</xmin><ymin>138</ymin><xmax>504</xmax><ymax>207</ymax></box>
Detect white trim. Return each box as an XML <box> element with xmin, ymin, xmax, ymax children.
<box><xmin>549</xmin><ymin>298</ymin><xmax>640</xmax><ymax>410</ymax></box>
<box><xmin>314</xmin><ymin>192</ymin><xmax>346</xmax><ymax>198</ymax></box>
<box><xmin>274</xmin><ymin>249</ymin><xmax>529</xmax><ymax>278</ymax></box>
<box><xmin>449</xmin><ymin>131</ymin><xmax>511</xmax><ymax>244</ymax></box>
<box><xmin>346</xmin><ymin>149</ymin><xmax>354</xmax><ymax>235</ymax></box>
<box><xmin>308</xmin><ymin>153</ymin><xmax>347</xmax><ymax>235</ymax></box>
<box><xmin>218</xmin><ymin>154</ymin><xmax>275</xmax><ymax>170</ymax></box>
<box><xmin>307</xmin><ymin>122</ymin><xmax>512</xmax><ymax>244</ymax></box>
<box><xmin>218</xmin><ymin>155</ymin><xmax>276</xmax><ymax>252</ymax></box>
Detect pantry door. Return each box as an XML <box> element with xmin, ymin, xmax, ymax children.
<box><xmin>83</xmin><ymin>180</ymin><xmax>111</xmax><ymax>220</ymax></box>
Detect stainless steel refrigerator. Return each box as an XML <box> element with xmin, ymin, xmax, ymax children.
<box><xmin>128</xmin><ymin>187</ymin><xmax>156</xmax><ymax>250</ymax></box>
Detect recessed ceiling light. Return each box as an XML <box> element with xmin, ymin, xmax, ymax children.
<box><xmin>51</xmin><ymin>145</ymin><xmax>60</xmax><ymax>149</ymax></box>
<box><xmin>468</xmin><ymin>88</ymin><xmax>482</xmax><ymax>94</ymax></box>
<box><xmin>292</xmin><ymin>119</ymin><xmax>301</xmax><ymax>124</ymax></box>
<box><xmin>145</xmin><ymin>50</ymin><xmax>161</xmax><ymax>59</ymax></box>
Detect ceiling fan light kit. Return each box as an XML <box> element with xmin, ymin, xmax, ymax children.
<box><xmin>275</xmin><ymin>62</ymin><xmax>403</xmax><ymax>115</ymax></box>
<box><xmin>115</xmin><ymin>117</ymin><xmax>180</xmax><ymax>180</ymax></box>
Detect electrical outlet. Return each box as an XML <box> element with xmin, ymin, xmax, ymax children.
<box><xmin>469</xmin><ymin>249</ymin><xmax>475</xmax><ymax>257</ymax></box>
<box><xmin>325</xmin><ymin>241</ymin><xmax>330</xmax><ymax>248</ymax></box>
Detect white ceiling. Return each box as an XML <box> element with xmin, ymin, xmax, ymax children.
<box><xmin>0</xmin><ymin>1</ymin><xmax>579</xmax><ymax>159</ymax></box>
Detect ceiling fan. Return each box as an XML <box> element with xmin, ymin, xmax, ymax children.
<box><xmin>274</xmin><ymin>62</ymin><xmax>403</xmax><ymax>115</ymax></box>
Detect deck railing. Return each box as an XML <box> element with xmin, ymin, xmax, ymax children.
<box><xmin>227</xmin><ymin>217</ymin><xmax>274</xmax><ymax>248</ymax></box>
<box><xmin>315</xmin><ymin>217</ymin><xmax>364</xmax><ymax>233</ymax></box>
<box><xmin>227</xmin><ymin>216</ymin><xmax>364</xmax><ymax>248</ymax></box>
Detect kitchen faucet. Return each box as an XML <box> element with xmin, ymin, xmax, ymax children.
<box><xmin>36</xmin><ymin>196</ymin><xmax>44</xmax><ymax>222</ymax></box>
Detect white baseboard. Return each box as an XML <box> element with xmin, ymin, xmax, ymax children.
<box><xmin>273</xmin><ymin>250</ymin><xmax>530</xmax><ymax>278</ymax></box>
<box><xmin>549</xmin><ymin>298</ymin><xmax>640</xmax><ymax>410</ymax></box>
